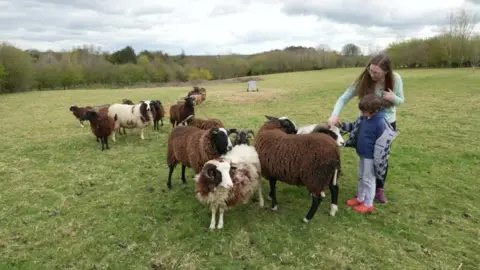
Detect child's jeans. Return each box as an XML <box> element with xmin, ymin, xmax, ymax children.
<box><xmin>358</xmin><ymin>158</ymin><xmax>376</xmax><ymax>207</ymax></box>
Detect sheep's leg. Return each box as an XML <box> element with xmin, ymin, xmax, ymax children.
<box><xmin>79</xmin><ymin>120</ymin><xmax>84</xmax><ymax>128</ymax></box>
<box><xmin>167</xmin><ymin>164</ymin><xmax>176</xmax><ymax>189</ymax></box>
<box><xmin>160</xmin><ymin>119</ymin><xmax>164</xmax><ymax>126</ymax></box>
<box><xmin>303</xmin><ymin>194</ymin><xmax>322</xmax><ymax>223</ymax></box>
<box><xmin>104</xmin><ymin>135</ymin><xmax>109</xmax><ymax>150</ymax></box>
<box><xmin>217</xmin><ymin>207</ymin><xmax>225</xmax><ymax>229</ymax></box>
<box><xmin>140</xmin><ymin>128</ymin><xmax>145</xmax><ymax>140</ymax></box>
<box><xmin>257</xmin><ymin>182</ymin><xmax>264</xmax><ymax>208</ymax></box>
<box><xmin>269</xmin><ymin>179</ymin><xmax>278</xmax><ymax>211</ymax></box>
<box><xmin>209</xmin><ymin>205</ymin><xmax>217</xmax><ymax>230</ymax></box>
<box><xmin>100</xmin><ymin>136</ymin><xmax>105</xmax><ymax>151</ymax></box>
<box><xmin>329</xmin><ymin>169</ymin><xmax>339</xmax><ymax>217</ymax></box>
<box><xmin>181</xmin><ymin>165</ymin><xmax>187</xmax><ymax>184</ymax></box>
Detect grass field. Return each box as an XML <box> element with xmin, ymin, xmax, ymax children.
<box><xmin>0</xmin><ymin>68</ymin><xmax>479</xmax><ymax>270</ymax></box>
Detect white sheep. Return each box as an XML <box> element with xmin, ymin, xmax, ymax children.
<box><xmin>194</xmin><ymin>144</ymin><xmax>264</xmax><ymax>230</ymax></box>
<box><xmin>107</xmin><ymin>100</ymin><xmax>155</xmax><ymax>141</ymax></box>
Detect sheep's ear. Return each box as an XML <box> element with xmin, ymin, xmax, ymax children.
<box><xmin>265</xmin><ymin>115</ymin><xmax>277</xmax><ymax>121</ymax></box>
<box><xmin>228</xmin><ymin>128</ymin><xmax>238</xmax><ymax>134</ymax></box>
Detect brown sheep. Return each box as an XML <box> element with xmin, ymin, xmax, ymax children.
<box><xmin>151</xmin><ymin>100</ymin><xmax>165</xmax><ymax>130</ymax></box>
<box><xmin>190</xmin><ymin>93</ymin><xmax>204</xmax><ymax>105</ymax></box>
<box><xmin>169</xmin><ymin>96</ymin><xmax>195</xmax><ymax>128</ymax></box>
<box><xmin>80</xmin><ymin>110</ymin><xmax>117</xmax><ymax>151</ymax></box>
<box><xmin>69</xmin><ymin>104</ymin><xmax>93</xmax><ymax>128</ymax></box>
<box><xmin>166</xmin><ymin>126</ymin><xmax>234</xmax><ymax>189</ymax></box>
<box><xmin>254</xmin><ymin>115</ymin><xmax>342</xmax><ymax>223</ymax></box>
<box><xmin>180</xmin><ymin>115</ymin><xmax>224</xmax><ymax>129</ymax></box>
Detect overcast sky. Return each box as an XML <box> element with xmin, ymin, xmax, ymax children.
<box><xmin>2</xmin><ymin>0</ymin><xmax>480</xmax><ymax>55</ymax></box>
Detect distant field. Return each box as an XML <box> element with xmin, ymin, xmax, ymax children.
<box><xmin>0</xmin><ymin>68</ymin><xmax>478</xmax><ymax>269</ymax></box>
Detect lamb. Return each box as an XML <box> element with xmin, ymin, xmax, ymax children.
<box><xmin>152</xmin><ymin>99</ymin><xmax>165</xmax><ymax>130</ymax></box>
<box><xmin>166</xmin><ymin>126</ymin><xmax>235</xmax><ymax>189</ymax></box>
<box><xmin>80</xmin><ymin>110</ymin><xmax>117</xmax><ymax>151</ymax></box>
<box><xmin>254</xmin><ymin>115</ymin><xmax>342</xmax><ymax>223</ymax></box>
<box><xmin>69</xmin><ymin>104</ymin><xmax>93</xmax><ymax>128</ymax></box>
<box><xmin>169</xmin><ymin>96</ymin><xmax>195</xmax><ymax>128</ymax></box>
<box><xmin>190</xmin><ymin>93</ymin><xmax>205</xmax><ymax>105</ymax></box>
<box><xmin>297</xmin><ymin>123</ymin><xmax>345</xmax><ymax>146</ymax></box>
<box><xmin>230</xmin><ymin>128</ymin><xmax>255</xmax><ymax>146</ymax></box>
<box><xmin>194</xmin><ymin>145</ymin><xmax>264</xmax><ymax>229</ymax></box>
<box><xmin>180</xmin><ymin>115</ymin><xmax>224</xmax><ymax>129</ymax></box>
<box><xmin>107</xmin><ymin>100</ymin><xmax>155</xmax><ymax>141</ymax></box>
<box><xmin>187</xmin><ymin>87</ymin><xmax>207</xmax><ymax>104</ymax></box>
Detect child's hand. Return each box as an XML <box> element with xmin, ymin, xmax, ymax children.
<box><xmin>383</xmin><ymin>88</ymin><xmax>395</xmax><ymax>101</ymax></box>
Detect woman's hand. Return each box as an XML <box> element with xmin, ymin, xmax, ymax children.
<box><xmin>328</xmin><ymin>115</ymin><xmax>340</xmax><ymax>127</ymax></box>
<box><xmin>383</xmin><ymin>88</ymin><xmax>395</xmax><ymax>101</ymax></box>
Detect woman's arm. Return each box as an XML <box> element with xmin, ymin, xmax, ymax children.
<box><xmin>391</xmin><ymin>72</ymin><xmax>405</xmax><ymax>106</ymax></box>
<box><xmin>331</xmin><ymin>84</ymin><xmax>356</xmax><ymax>116</ymax></box>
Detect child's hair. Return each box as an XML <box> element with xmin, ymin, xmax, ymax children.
<box><xmin>358</xmin><ymin>93</ymin><xmax>387</xmax><ymax>113</ymax></box>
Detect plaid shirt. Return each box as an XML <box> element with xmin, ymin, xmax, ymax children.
<box><xmin>340</xmin><ymin>116</ymin><xmax>400</xmax><ymax>183</ymax></box>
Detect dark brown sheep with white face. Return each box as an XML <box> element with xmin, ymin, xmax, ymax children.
<box><xmin>180</xmin><ymin>115</ymin><xmax>224</xmax><ymax>130</ymax></box>
<box><xmin>254</xmin><ymin>115</ymin><xmax>342</xmax><ymax>223</ymax></box>
<box><xmin>80</xmin><ymin>110</ymin><xmax>117</xmax><ymax>151</ymax></box>
<box><xmin>169</xmin><ymin>96</ymin><xmax>195</xmax><ymax>128</ymax></box>
<box><xmin>69</xmin><ymin>105</ymin><xmax>93</xmax><ymax>128</ymax></box>
<box><xmin>166</xmin><ymin>126</ymin><xmax>234</xmax><ymax>189</ymax></box>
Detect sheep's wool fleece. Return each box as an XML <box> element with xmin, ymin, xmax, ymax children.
<box><xmin>195</xmin><ymin>161</ymin><xmax>260</xmax><ymax>208</ymax></box>
<box><xmin>221</xmin><ymin>144</ymin><xmax>261</xmax><ymax>173</ymax></box>
<box><xmin>340</xmin><ymin>116</ymin><xmax>399</xmax><ymax>183</ymax></box>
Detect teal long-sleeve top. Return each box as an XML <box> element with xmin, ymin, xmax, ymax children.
<box><xmin>331</xmin><ymin>71</ymin><xmax>405</xmax><ymax>124</ymax></box>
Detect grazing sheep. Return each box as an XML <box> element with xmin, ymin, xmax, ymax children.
<box><xmin>107</xmin><ymin>100</ymin><xmax>155</xmax><ymax>141</ymax></box>
<box><xmin>152</xmin><ymin>99</ymin><xmax>165</xmax><ymax>130</ymax></box>
<box><xmin>194</xmin><ymin>147</ymin><xmax>264</xmax><ymax>229</ymax></box>
<box><xmin>169</xmin><ymin>96</ymin><xmax>195</xmax><ymax>128</ymax></box>
<box><xmin>180</xmin><ymin>115</ymin><xmax>224</xmax><ymax>129</ymax></box>
<box><xmin>80</xmin><ymin>110</ymin><xmax>117</xmax><ymax>151</ymax></box>
<box><xmin>254</xmin><ymin>115</ymin><xmax>342</xmax><ymax>222</ymax></box>
<box><xmin>230</xmin><ymin>128</ymin><xmax>255</xmax><ymax>146</ymax></box>
<box><xmin>166</xmin><ymin>126</ymin><xmax>234</xmax><ymax>189</ymax></box>
<box><xmin>69</xmin><ymin>104</ymin><xmax>93</xmax><ymax>128</ymax></box>
<box><xmin>122</xmin><ymin>99</ymin><xmax>134</xmax><ymax>105</ymax></box>
<box><xmin>297</xmin><ymin>123</ymin><xmax>345</xmax><ymax>147</ymax></box>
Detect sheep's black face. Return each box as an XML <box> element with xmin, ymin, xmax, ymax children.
<box><xmin>236</xmin><ymin>132</ymin><xmax>250</xmax><ymax>145</ymax></box>
<box><xmin>184</xmin><ymin>97</ymin><xmax>195</xmax><ymax>107</ymax></box>
<box><xmin>69</xmin><ymin>105</ymin><xmax>77</xmax><ymax>112</ymax></box>
<box><xmin>80</xmin><ymin>110</ymin><xmax>96</xmax><ymax>121</ymax></box>
<box><xmin>265</xmin><ymin>115</ymin><xmax>298</xmax><ymax>134</ymax></box>
<box><xmin>211</xmin><ymin>127</ymin><xmax>233</xmax><ymax>154</ymax></box>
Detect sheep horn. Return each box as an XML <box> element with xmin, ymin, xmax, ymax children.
<box><xmin>181</xmin><ymin>115</ymin><xmax>194</xmax><ymax>124</ymax></box>
<box><xmin>203</xmin><ymin>163</ymin><xmax>217</xmax><ymax>180</ymax></box>
<box><xmin>245</xmin><ymin>128</ymin><xmax>254</xmax><ymax>137</ymax></box>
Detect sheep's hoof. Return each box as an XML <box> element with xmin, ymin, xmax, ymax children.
<box><xmin>320</xmin><ymin>191</ymin><xmax>326</xmax><ymax>198</ymax></box>
<box><xmin>303</xmin><ymin>217</ymin><xmax>310</xmax><ymax>223</ymax></box>
<box><xmin>330</xmin><ymin>204</ymin><xmax>338</xmax><ymax>216</ymax></box>
<box><xmin>216</xmin><ymin>223</ymin><xmax>223</xmax><ymax>229</ymax></box>
<box><xmin>271</xmin><ymin>205</ymin><xmax>277</xmax><ymax>211</ymax></box>
<box><xmin>209</xmin><ymin>224</ymin><xmax>216</xmax><ymax>230</ymax></box>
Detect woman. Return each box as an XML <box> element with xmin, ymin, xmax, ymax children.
<box><xmin>327</xmin><ymin>53</ymin><xmax>405</xmax><ymax>204</ymax></box>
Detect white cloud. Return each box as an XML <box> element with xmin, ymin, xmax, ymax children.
<box><xmin>1</xmin><ymin>0</ymin><xmax>479</xmax><ymax>55</ymax></box>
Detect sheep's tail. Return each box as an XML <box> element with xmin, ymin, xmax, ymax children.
<box><xmin>114</xmin><ymin>114</ymin><xmax>118</xmax><ymax>121</ymax></box>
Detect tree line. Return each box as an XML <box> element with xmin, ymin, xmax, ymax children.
<box><xmin>0</xmin><ymin>9</ymin><xmax>478</xmax><ymax>94</ymax></box>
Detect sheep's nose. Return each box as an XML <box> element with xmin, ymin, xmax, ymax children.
<box><xmin>227</xmin><ymin>146</ymin><xmax>232</xmax><ymax>151</ymax></box>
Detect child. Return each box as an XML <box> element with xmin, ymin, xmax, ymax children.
<box><xmin>346</xmin><ymin>93</ymin><xmax>388</xmax><ymax>213</ymax></box>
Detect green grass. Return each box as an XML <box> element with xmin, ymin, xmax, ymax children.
<box><xmin>1</xmin><ymin>68</ymin><xmax>479</xmax><ymax>270</ymax></box>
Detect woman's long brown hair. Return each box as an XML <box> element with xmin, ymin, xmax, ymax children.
<box><xmin>353</xmin><ymin>53</ymin><xmax>395</xmax><ymax>108</ymax></box>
